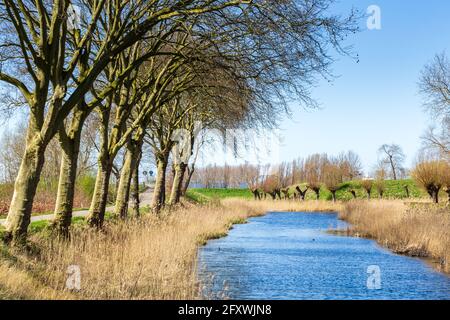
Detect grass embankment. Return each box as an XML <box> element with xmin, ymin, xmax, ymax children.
<box><xmin>0</xmin><ymin>199</ymin><xmax>339</xmax><ymax>299</ymax></box>
<box><xmin>186</xmin><ymin>179</ymin><xmax>428</xmax><ymax>203</ymax></box>
<box><xmin>298</xmin><ymin>179</ymin><xmax>427</xmax><ymax>201</ymax></box>
<box><xmin>339</xmin><ymin>200</ymin><xmax>450</xmax><ymax>273</ymax></box>
<box><xmin>186</xmin><ymin>188</ymin><xmax>253</xmax><ymax>203</ymax></box>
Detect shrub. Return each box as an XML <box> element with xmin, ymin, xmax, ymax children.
<box><xmin>360</xmin><ymin>179</ymin><xmax>373</xmax><ymax>200</ymax></box>
<box><xmin>77</xmin><ymin>175</ymin><xmax>96</xmax><ymax>199</ymax></box>
<box><xmin>411</xmin><ymin>160</ymin><xmax>448</xmax><ymax>203</ymax></box>
<box><xmin>374</xmin><ymin>168</ymin><xmax>386</xmax><ymax>198</ymax></box>
<box><xmin>322</xmin><ymin>164</ymin><xmax>343</xmax><ymax>202</ymax></box>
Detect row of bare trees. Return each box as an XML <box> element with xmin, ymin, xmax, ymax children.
<box><xmin>195</xmin><ymin>152</ymin><xmax>450</xmax><ymax>203</ymax></box>
<box><xmin>0</xmin><ymin>0</ymin><xmax>358</xmax><ymax>244</ymax></box>
<box><xmin>193</xmin><ymin>151</ymin><xmax>362</xmax><ymax>201</ymax></box>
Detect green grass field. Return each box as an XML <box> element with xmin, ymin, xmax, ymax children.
<box><xmin>186</xmin><ymin>188</ymin><xmax>253</xmax><ymax>203</ymax></box>
<box><xmin>298</xmin><ymin>179</ymin><xmax>427</xmax><ymax>201</ymax></box>
<box><xmin>186</xmin><ymin>179</ymin><xmax>430</xmax><ymax>203</ymax></box>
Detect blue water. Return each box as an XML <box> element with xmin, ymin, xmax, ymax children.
<box><xmin>198</xmin><ymin>212</ymin><xmax>450</xmax><ymax>300</ymax></box>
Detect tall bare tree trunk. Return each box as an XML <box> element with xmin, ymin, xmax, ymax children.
<box><xmin>389</xmin><ymin>156</ymin><xmax>397</xmax><ymax>180</ymax></box>
<box><xmin>53</xmin><ymin>137</ymin><xmax>80</xmax><ymax>236</ymax></box>
<box><xmin>87</xmin><ymin>149</ymin><xmax>112</xmax><ymax>228</ymax></box>
<box><xmin>4</xmin><ymin>138</ymin><xmax>46</xmax><ymax>244</ymax></box>
<box><xmin>404</xmin><ymin>185</ymin><xmax>410</xmax><ymax>198</ymax></box>
<box><xmin>87</xmin><ymin>108</ymin><xmax>113</xmax><ymax>228</ymax></box>
<box><xmin>331</xmin><ymin>191</ymin><xmax>337</xmax><ymax>202</ymax></box>
<box><xmin>53</xmin><ymin>109</ymin><xmax>86</xmax><ymax>237</ymax></box>
<box><xmin>182</xmin><ymin>164</ymin><xmax>195</xmax><ymax>195</ymax></box>
<box><xmin>114</xmin><ymin>139</ymin><xmax>140</xmax><ymax>219</ymax></box>
<box><xmin>130</xmin><ymin>152</ymin><xmax>141</xmax><ymax>217</ymax></box>
<box><xmin>433</xmin><ymin>189</ymin><xmax>439</xmax><ymax>204</ymax></box>
<box><xmin>169</xmin><ymin>162</ymin><xmax>187</xmax><ymax>205</ymax></box>
<box><xmin>151</xmin><ymin>153</ymin><xmax>169</xmax><ymax>213</ymax></box>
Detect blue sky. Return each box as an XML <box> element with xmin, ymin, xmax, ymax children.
<box><xmin>277</xmin><ymin>0</ymin><xmax>450</xmax><ymax>173</ymax></box>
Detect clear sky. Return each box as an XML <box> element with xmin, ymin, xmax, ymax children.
<box><xmin>277</xmin><ymin>0</ymin><xmax>450</xmax><ymax>173</ymax></box>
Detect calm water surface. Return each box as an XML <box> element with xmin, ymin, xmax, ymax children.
<box><xmin>198</xmin><ymin>212</ymin><xmax>450</xmax><ymax>300</ymax></box>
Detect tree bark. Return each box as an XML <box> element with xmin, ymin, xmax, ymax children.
<box><xmin>53</xmin><ymin>109</ymin><xmax>86</xmax><ymax>237</ymax></box>
<box><xmin>87</xmin><ymin>157</ymin><xmax>112</xmax><ymax>228</ymax></box>
<box><xmin>251</xmin><ymin>189</ymin><xmax>260</xmax><ymax>200</ymax></box>
<box><xmin>404</xmin><ymin>185</ymin><xmax>410</xmax><ymax>198</ymax></box>
<box><xmin>151</xmin><ymin>153</ymin><xmax>169</xmax><ymax>213</ymax></box>
<box><xmin>433</xmin><ymin>189</ymin><xmax>440</xmax><ymax>204</ymax></box>
<box><xmin>182</xmin><ymin>164</ymin><xmax>195</xmax><ymax>195</ymax></box>
<box><xmin>169</xmin><ymin>162</ymin><xmax>187</xmax><ymax>205</ymax></box>
<box><xmin>4</xmin><ymin>138</ymin><xmax>45</xmax><ymax>244</ymax></box>
<box><xmin>130</xmin><ymin>153</ymin><xmax>141</xmax><ymax>217</ymax></box>
<box><xmin>87</xmin><ymin>107</ymin><xmax>112</xmax><ymax>228</ymax></box>
<box><xmin>389</xmin><ymin>156</ymin><xmax>397</xmax><ymax>180</ymax></box>
<box><xmin>114</xmin><ymin>139</ymin><xmax>139</xmax><ymax>219</ymax></box>
<box><xmin>331</xmin><ymin>191</ymin><xmax>336</xmax><ymax>202</ymax></box>
<box><xmin>313</xmin><ymin>189</ymin><xmax>320</xmax><ymax>200</ymax></box>
<box><xmin>296</xmin><ymin>186</ymin><xmax>308</xmax><ymax>201</ymax></box>
<box><xmin>53</xmin><ymin>135</ymin><xmax>81</xmax><ymax>237</ymax></box>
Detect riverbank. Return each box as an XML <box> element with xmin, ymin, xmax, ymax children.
<box><xmin>0</xmin><ymin>199</ymin><xmax>338</xmax><ymax>299</ymax></box>
<box><xmin>0</xmin><ymin>198</ymin><xmax>447</xmax><ymax>299</ymax></box>
<box><xmin>339</xmin><ymin>200</ymin><xmax>450</xmax><ymax>273</ymax></box>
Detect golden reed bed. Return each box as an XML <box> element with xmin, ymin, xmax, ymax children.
<box><xmin>339</xmin><ymin>200</ymin><xmax>450</xmax><ymax>273</ymax></box>
<box><xmin>0</xmin><ymin>199</ymin><xmax>447</xmax><ymax>299</ymax></box>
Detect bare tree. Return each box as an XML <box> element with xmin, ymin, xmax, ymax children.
<box><xmin>305</xmin><ymin>154</ymin><xmax>327</xmax><ymax>200</ymax></box>
<box><xmin>378</xmin><ymin>144</ymin><xmax>405</xmax><ymax>180</ymax></box>
<box><xmin>322</xmin><ymin>162</ymin><xmax>342</xmax><ymax>202</ymax></box>
<box><xmin>337</xmin><ymin>150</ymin><xmax>363</xmax><ymax>180</ymax></box>
<box><xmin>0</xmin><ymin>124</ymin><xmax>26</xmax><ymax>183</ymax></box>
<box><xmin>419</xmin><ymin>53</ymin><xmax>450</xmax><ymax>158</ymax></box>
<box><xmin>421</xmin><ymin>123</ymin><xmax>450</xmax><ymax>159</ymax></box>
<box><xmin>374</xmin><ymin>167</ymin><xmax>386</xmax><ymax>199</ymax></box>
<box><xmin>243</xmin><ymin>164</ymin><xmax>262</xmax><ymax>200</ymax></box>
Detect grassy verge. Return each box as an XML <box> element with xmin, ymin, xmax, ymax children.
<box><xmin>186</xmin><ymin>188</ymin><xmax>253</xmax><ymax>203</ymax></box>
<box><xmin>185</xmin><ymin>179</ymin><xmax>430</xmax><ymax>203</ymax></box>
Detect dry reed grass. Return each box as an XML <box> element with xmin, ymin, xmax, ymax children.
<box><xmin>1</xmin><ymin>198</ymin><xmax>448</xmax><ymax>299</ymax></box>
<box><xmin>340</xmin><ymin>200</ymin><xmax>450</xmax><ymax>272</ymax></box>
<box><xmin>0</xmin><ymin>199</ymin><xmax>340</xmax><ymax>299</ymax></box>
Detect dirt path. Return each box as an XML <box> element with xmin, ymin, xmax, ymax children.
<box><xmin>0</xmin><ymin>187</ymin><xmax>153</xmax><ymax>226</ymax></box>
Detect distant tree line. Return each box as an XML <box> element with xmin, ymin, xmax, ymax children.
<box><xmin>192</xmin><ymin>148</ymin><xmax>450</xmax><ymax>203</ymax></box>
